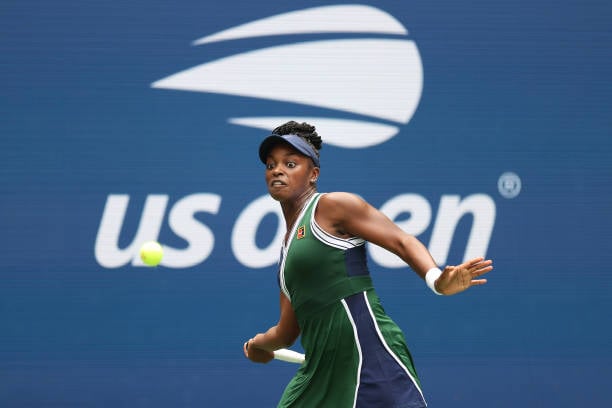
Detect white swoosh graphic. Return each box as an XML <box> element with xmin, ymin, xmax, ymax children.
<box><xmin>152</xmin><ymin>39</ymin><xmax>422</xmax><ymax>124</ymax></box>
<box><xmin>193</xmin><ymin>5</ymin><xmax>407</xmax><ymax>45</ymax></box>
<box><xmin>229</xmin><ymin>117</ymin><xmax>399</xmax><ymax>148</ymax></box>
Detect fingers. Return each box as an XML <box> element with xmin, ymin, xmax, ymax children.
<box><xmin>471</xmin><ymin>264</ymin><xmax>493</xmax><ymax>277</ymax></box>
<box><xmin>463</xmin><ymin>256</ymin><xmax>484</xmax><ymax>267</ymax></box>
<box><xmin>243</xmin><ymin>338</ymin><xmax>253</xmax><ymax>358</ymax></box>
<box><xmin>462</xmin><ymin>258</ymin><xmax>493</xmax><ymax>275</ymax></box>
<box><xmin>461</xmin><ymin>258</ymin><xmax>493</xmax><ymax>287</ymax></box>
<box><xmin>466</xmin><ymin>257</ymin><xmax>491</xmax><ymax>267</ymax></box>
<box><xmin>470</xmin><ymin>278</ymin><xmax>487</xmax><ymax>286</ymax></box>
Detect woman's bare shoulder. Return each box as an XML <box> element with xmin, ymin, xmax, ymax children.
<box><xmin>318</xmin><ymin>192</ymin><xmax>368</xmax><ymax>213</ymax></box>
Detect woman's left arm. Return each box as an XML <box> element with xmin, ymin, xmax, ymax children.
<box><xmin>319</xmin><ymin>192</ymin><xmax>492</xmax><ymax>295</ymax></box>
<box><xmin>319</xmin><ymin>192</ymin><xmax>436</xmax><ymax>276</ymax></box>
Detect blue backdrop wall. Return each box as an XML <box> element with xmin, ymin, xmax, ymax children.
<box><xmin>1</xmin><ymin>1</ymin><xmax>611</xmax><ymax>406</ymax></box>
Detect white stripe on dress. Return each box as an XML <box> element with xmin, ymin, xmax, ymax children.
<box><xmin>279</xmin><ymin>193</ymin><xmax>320</xmax><ymax>300</ymax></box>
<box><xmin>341</xmin><ymin>298</ymin><xmax>363</xmax><ymax>408</ymax></box>
<box><xmin>361</xmin><ymin>291</ymin><xmax>427</xmax><ymax>405</ymax></box>
<box><xmin>310</xmin><ymin>194</ymin><xmax>365</xmax><ymax>250</ymax></box>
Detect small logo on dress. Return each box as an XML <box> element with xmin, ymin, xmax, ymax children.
<box><xmin>297</xmin><ymin>226</ymin><xmax>305</xmax><ymax>239</ymax></box>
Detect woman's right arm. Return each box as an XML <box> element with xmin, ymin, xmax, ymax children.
<box><xmin>244</xmin><ymin>292</ymin><xmax>301</xmax><ymax>363</ymax></box>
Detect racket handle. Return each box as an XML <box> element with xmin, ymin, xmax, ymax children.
<box><xmin>273</xmin><ymin>348</ymin><xmax>305</xmax><ymax>364</ymax></box>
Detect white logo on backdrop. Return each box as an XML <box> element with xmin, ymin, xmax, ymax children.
<box><xmin>498</xmin><ymin>172</ymin><xmax>522</xmax><ymax>199</ymax></box>
<box><xmin>151</xmin><ymin>5</ymin><xmax>423</xmax><ymax>148</ymax></box>
<box><xmin>95</xmin><ymin>5</ymin><xmax>498</xmax><ymax>269</ymax></box>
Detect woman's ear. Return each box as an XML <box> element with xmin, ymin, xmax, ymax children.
<box><xmin>310</xmin><ymin>167</ymin><xmax>320</xmax><ymax>184</ymax></box>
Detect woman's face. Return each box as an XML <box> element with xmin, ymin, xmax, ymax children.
<box><xmin>264</xmin><ymin>143</ymin><xmax>319</xmax><ymax>202</ymax></box>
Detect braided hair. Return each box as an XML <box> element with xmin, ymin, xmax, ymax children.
<box><xmin>272</xmin><ymin>121</ymin><xmax>322</xmax><ymax>154</ymax></box>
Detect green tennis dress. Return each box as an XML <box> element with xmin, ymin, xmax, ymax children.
<box><xmin>277</xmin><ymin>193</ymin><xmax>427</xmax><ymax>408</ymax></box>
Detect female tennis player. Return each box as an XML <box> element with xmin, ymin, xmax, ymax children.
<box><xmin>243</xmin><ymin>121</ymin><xmax>493</xmax><ymax>407</ymax></box>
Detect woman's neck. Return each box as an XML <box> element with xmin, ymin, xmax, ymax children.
<box><xmin>281</xmin><ymin>188</ymin><xmax>317</xmax><ymax>232</ymax></box>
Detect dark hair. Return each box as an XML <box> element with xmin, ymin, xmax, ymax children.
<box><xmin>272</xmin><ymin>121</ymin><xmax>322</xmax><ymax>152</ymax></box>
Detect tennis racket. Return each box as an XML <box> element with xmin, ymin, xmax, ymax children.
<box><xmin>273</xmin><ymin>348</ymin><xmax>305</xmax><ymax>364</ymax></box>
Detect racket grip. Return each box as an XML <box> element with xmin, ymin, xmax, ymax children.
<box><xmin>273</xmin><ymin>348</ymin><xmax>305</xmax><ymax>364</ymax></box>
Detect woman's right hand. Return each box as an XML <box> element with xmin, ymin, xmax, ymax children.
<box><xmin>243</xmin><ymin>338</ymin><xmax>274</xmax><ymax>363</ymax></box>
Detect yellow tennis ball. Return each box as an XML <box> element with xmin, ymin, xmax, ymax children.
<box><xmin>140</xmin><ymin>241</ymin><xmax>163</xmax><ymax>266</ymax></box>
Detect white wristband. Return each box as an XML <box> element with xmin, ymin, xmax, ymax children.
<box><xmin>425</xmin><ymin>267</ymin><xmax>443</xmax><ymax>295</ymax></box>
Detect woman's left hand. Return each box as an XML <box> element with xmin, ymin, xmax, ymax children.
<box><xmin>436</xmin><ymin>257</ymin><xmax>493</xmax><ymax>295</ymax></box>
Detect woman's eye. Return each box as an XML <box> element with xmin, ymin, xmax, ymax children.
<box><xmin>266</xmin><ymin>163</ymin><xmax>274</xmax><ymax>170</ymax></box>
<box><xmin>287</xmin><ymin>162</ymin><xmax>296</xmax><ymax>168</ymax></box>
